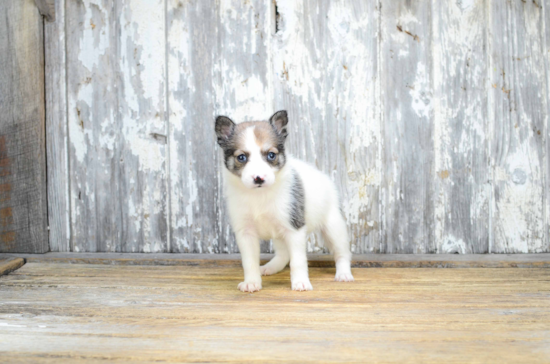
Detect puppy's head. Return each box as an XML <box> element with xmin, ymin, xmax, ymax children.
<box><xmin>215</xmin><ymin>110</ymin><xmax>289</xmax><ymax>189</ymax></box>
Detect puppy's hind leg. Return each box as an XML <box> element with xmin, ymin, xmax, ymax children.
<box><xmin>322</xmin><ymin>207</ymin><xmax>354</xmax><ymax>282</ymax></box>
<box><xmin>260</xmin><ymin>238</ymin><xmax>290</xmax><ymax>276</ymax></box>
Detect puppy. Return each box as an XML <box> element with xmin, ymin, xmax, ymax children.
<box><xmin>215</xmin><ymin>110</ymin><xmax>354</xmax><ymax>292</ymax></box>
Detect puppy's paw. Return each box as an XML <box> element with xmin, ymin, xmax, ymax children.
<box><xmin>260</xmin><ymin>265</ymin><xmax>274</xmax><ymax>276</ymax></box>
<box><xmin>260</xmin><ymin>263</ymin><xmax>284</xmax><ymax>276</ymax></box>
<box><xmin>335</xmin><ymin>271</ymin><xmax>354</xmax><ymax>282</ymax></box>
<box><xmin>291</xmin><ymin>279</ymin><xmax>313</xmax><ymax>291</ymax></box>
<box><xmin>238</xmin><ymin>281</ymin><xmax>262</xmax><ymax>293</ymax></box>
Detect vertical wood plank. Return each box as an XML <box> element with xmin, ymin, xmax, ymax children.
<box><xmin>544</xmin><ymin>0</ymin><xmax>550</xmax><ymax>253</ymax></box>
<box><xmin>490</xmin><ymin>0</ymin><xmax>548</xmax><ymax>253</ymax></box>
<box><xmin>66</xmin><ymin>0</ymin><xmax>112</xmax><ymax>252</ymax></box>
<box><xmin>34</xmin><ymin>0</ymin><xmax>55</xmax><ymax>21</ymax></box>
<box><xmin>118</xmin><ymin>0</ymin><xmax>168</xmax><ymax>253</ymax></box>
<box><xmin>67</xmin><ymin>0</ymin><xmax>168</xmax><ymax>252</ymax></box>
<box><xmin>168</xmin><ymin>0</ymin><xmax>272</xmax><ymax>253</ymax></box>
<box><xmin>379</xmin><ymin>1</ymin><xmax>435</xmax><ymax>253</ymax></box>
<box><xmin>45</xmin><ymin>0</ymin><xmax>70</xmax><ymax>252</ymax></box>
<box><xmin>0</xmin><ymin>0</ymin><xmax>48</xmax><ymax>253</ymax></box>
<box><xmin>273</xmin><ymin>0</ymin><xmax>380</xmax><ymax>253</ymax></box>
<box><xmin>432</xmin><ymin>1</ymin><xmax>490</xmax><ymax>253</ymax></box>
<box><xmin>214</xmin><ymin>0</ymin><xmax>273</xmax><ymax>253</ymax></box>
<box><xmin>167</xmin><ymin>0</ymin><xmax>220</xmax><ymax>253</ymax></box>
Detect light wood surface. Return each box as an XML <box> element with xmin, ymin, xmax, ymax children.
<box><xmin>1</xmin><ymin>262</ymin><xmax>549</xmax><ymax>363</ymax></box>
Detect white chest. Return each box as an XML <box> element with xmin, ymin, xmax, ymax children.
<box><xmin>228</xmin><ymin>188</ymin><xmax>290</xmax><ymax>240</ymax></box>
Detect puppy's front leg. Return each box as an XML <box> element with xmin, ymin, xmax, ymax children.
<box><xmin>236</xmin><ymin>230</ymin><xmax>262</xmax><ymax>292</ymax></box>
<box><xmin>286</xmin><ymin>228</ymin><xmax>312</xmax><ymax>291</ymax></box>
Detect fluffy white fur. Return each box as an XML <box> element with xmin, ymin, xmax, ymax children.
<box><xmin>223</xmin><ymin>124</ymin><xmax>354</xmax><ymax>292</ymax></box>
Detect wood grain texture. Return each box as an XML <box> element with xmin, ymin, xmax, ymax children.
<box><xmin>490</xmin><ymin>0</ymin><xmax>548</xmax><ymax>253</ymax></box>
<box><xmin>544</xmin><ymin>0</ymin><xmax>550</xmax><ymax>255</ymax></box>
<box><xmin>0</xmin><ymin>0</ymin><xmax>48</xmax><ymax>253</ymax></box>
<box><xmin>215</xmin><ymin>0</ymin><xmax>273</xmax><ymax>254</ymax></box>
<box><xmin>273</xmin><ymin>0</ymin><xmax>381</xmax><ymax>253</ymax></box>
<box><xmin>45</xmin><ymin>0</ymin><xmax>70</xmax><ymax>252</ymax></box>
<box><xmin>167</xmin><ymin>0</ymin><xmax>272</xmax><ymax>253</ymax></box>
<box><xmin>45</xmin><ymin>0</ymin><xmax>550</xmax><ymax>254</ymax></box>
<box><xmin>380</xmin><ymin>1</ymin><xmax>435</xmax><ymax>253</ymax></box>
<box><xmin>432</xmin><ymin>1</ymin><xmax>490</xmax><ymax>253</ymax></box>
<box><xmin>2</xmin><ymin>252</ymin><xmax>550</xmax><ymax>268</ymax></box>
<box><xmin>34</xmin><ymin>0</ymin><xmax>55</xmax><ymax>22</ymax></box>
<box><xmin>1</xmin><ymin>263</ymin><xmax>549</xmax><ymax>363</ymax></box>
<box><xmin>167</xmin><ymin>0</ymin><xmax>220</xmax><ymax>253</ymax></box>
<box><xmin>66</xmin><ymin>0</ymin><xmax>168</xmax><ymax>252</ymax></box>
<box><xmin>0</xmin><ymin>257</ymin><xmax>25</xmax><ymax>276</ymax></box>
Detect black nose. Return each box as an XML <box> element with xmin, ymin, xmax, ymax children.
<box><xmin>254</xmin><ymin>176</ymin><xmax>264</xmax><ymax>185</ymax></box>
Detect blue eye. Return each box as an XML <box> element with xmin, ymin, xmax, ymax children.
<box><xmin>237</xmin><ymin>154</ymin><xmax>247</xmax><ymax>162</ymax></box>
<box><xmin>267</xmin><ymin>152</ymin><xmax>276</xmax><ymax>161</ymax></box>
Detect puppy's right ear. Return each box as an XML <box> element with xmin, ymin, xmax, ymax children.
<box><xmin>215</xmin><ymin>116</ymin><xmax>235</xmax><ymax>146</ymax></box>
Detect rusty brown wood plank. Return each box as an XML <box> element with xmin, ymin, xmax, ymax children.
<box><xmin>0</xmin><ymin>0</ymin><xmax>48</xmax><ymax>253</ymax></box>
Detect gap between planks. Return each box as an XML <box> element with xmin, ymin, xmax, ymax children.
<box><xmin>0</xmin><ymin>253</ymin><xmax>549</xmax><ymax>268</ymax></box>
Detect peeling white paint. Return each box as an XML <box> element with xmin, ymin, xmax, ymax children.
<box><xmin>0</xmin><ymin>323</ymin><xmax>27</xmax><ymax>328</ymax></box>
<box><xmin>440</xmin><ymin>236</ymin><xmax>471</xmax><ymax>254</ymax></box>
<box><xmin>409</xmin><ymin>63</ymin><xmax>432</xmax><ymax>119</ymax></box>
<box><xmin>78</xmin><ymin>1</ymin><xmax>109</xmax><ymax>73</ymax></box>
<box><xmin>59</xmin><ymin>0</ymin><xmax>549</xmax><ymax>255</ymax></box>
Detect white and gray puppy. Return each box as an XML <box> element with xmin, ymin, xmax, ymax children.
<box><xmin>215</xmin><ymin>110</ymin><xmax>354</xmax><ymax>292</ymax></box>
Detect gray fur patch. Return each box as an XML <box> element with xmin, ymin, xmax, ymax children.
<box><xmin>289</xmin><ymin>170</ymin><xmax>305</xmax><ymax>229</ymax></box>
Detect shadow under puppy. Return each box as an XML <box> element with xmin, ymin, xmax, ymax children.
<box><xmin>215</xmin><ymin>111</ymin><xmax>354</xmax><ymax>292</ymax></box>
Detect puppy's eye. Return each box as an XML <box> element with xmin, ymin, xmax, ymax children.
<box><xmin>267</xmin><ymin>152</ymin><xmax>276</xmax><ymax>161</ymax></box>
<box><xmin>237</xmin><ymin>154</ymin><xmax>247</xmax><ymax>162</ymax></box>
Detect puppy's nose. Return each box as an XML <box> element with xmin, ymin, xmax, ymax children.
<box><xmin>254</xmin><ymin>176</ymin><xmax>265</xmax><ymax>185</ymax></box>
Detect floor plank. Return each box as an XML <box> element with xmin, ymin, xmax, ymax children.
<box><xmin>0</xmin><ymin>257</ymin><xmax>24</xmax><ymax>276</ymax></box>
<box><xmin>0</xmin><ymin>263</ymin><xmax>549</xmax><ymax>363</ymax></box>
<box><xmin>1</xmin><ymin>252</ymin><xmax>550</xmax><ymax>268</ymax></box>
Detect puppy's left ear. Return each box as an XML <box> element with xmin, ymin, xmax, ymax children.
<box><xmin>269</xmin><ymin>110</ymin><xmax>288</xmax><ymax>139</ymax></box>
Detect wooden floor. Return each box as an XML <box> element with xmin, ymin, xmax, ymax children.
<box><xmin>1</xmin><ymin>262</ymin><xmax>549</xmax><ymax>363</ymax></box>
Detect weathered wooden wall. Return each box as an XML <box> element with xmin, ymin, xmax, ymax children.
<box><xmin>0</xmin><ymin>0</ymin><xmax>48</xmax><ymax>253</ymax></box>
<box><xmin>46</xmin><ymin>0</ymin><xmax>550</xmax><ymax>254</ymax></box>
